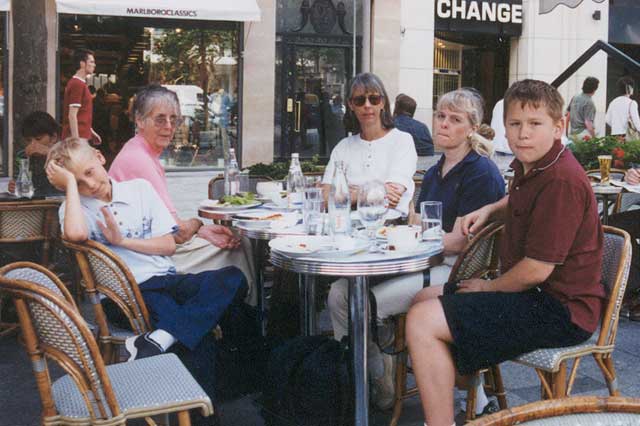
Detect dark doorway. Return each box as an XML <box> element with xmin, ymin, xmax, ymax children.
<box><xmin>276</xmin><ymin>34</ymin><xmax>359</xmax><ymax>161</ymax></box>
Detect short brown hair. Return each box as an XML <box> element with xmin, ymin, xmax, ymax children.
<box><xmin>394</xmin><ymin>94</ymin><xmax>417</xmax><ymax>117</ymax></box>
<box><xmin>45</xmin><ymin>137</ymin><xmax>95</xmax><ymax>170</ymax></box>
<box><xmin>503</xmin><ymin>79</ymin><xmax>564</xmax><ymax>122</ymax></box>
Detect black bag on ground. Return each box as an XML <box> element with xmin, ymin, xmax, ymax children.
<box><xmin>262</xmin><ymin>335</ymin><xmax>353</xmax><ymax>426</ymax></box>
<box><xmin>215</xmin><ymin>302</ymin><xmax>271</xmax><ymax>400</ymax></box>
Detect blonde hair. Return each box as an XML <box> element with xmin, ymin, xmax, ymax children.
<box><xmin>436</xmin><ymin>89</ymin><xmax>494</xmax><ymax>157</ymax></box>
<box><xmin>45</xmin><ymin>137</ymin><xmax>95</xmax><ymax>169</ymax></box>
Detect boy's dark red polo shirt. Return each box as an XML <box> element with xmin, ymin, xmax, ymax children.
<box><xmin>501</xmin><ymin>140</ymin><xmax>604</xmax><ymax>333</ymax></box>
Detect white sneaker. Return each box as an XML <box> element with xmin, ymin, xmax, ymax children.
<box><xmin>371</xmin><ymin>353</ymin><xmax>397</xmax><ymax>410</ymax></box>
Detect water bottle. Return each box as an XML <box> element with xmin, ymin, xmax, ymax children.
<box><xmin>224</xmin><ymin>148</ymin><xmax>240</xmax><ymax>196</ymax></box>
<box><xmin>15</xmin><ymin>158</ymin><xmax>34</xmax><ymax>199</ymax></box>
<box><xmin>286</xmin><ymin>153</ymin><xmax>305</xmax><ymax>209</ymax></box>
<box><xmin>328</xmin><ymin>160</ymin><xmax>351</xmax><ymax>236</ymax></box>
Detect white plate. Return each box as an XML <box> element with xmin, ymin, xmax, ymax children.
<box><xmin>381</xmin><ymin>241</ymin><xmax>442</xmax><ymax>256</ymax></box>
<box><xmin>269</xmin><ymin>236</ymin><xmax>370</xmax><ymax>258</ymax></box>
<box><xmin>350</xmin><ymin>209</ymin><xmax>402</xmax><ymax>222</ymax></box>
<box><xmin>263</xmin><ymin>202</ymin><xmax>299</xmax><ymax>211</ymax></box>
<box><xmin>200</xmin><ymin>199</ymin><xmax>262</xmax><ymax>211</ymax></box>
<box><xmin>233</xmin><ymin>211</ymin><xmax>298</xmax><ymax>229</ymax></box>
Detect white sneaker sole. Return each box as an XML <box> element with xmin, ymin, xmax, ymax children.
<box><xmin>124</xmin><ymin>336</ymin><xmax>138</xmax><ymax>362</ymax></box>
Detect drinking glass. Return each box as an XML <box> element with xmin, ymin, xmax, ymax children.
<box><xmin>357</xmin><ymin>181</ymin><xmax>388</xmax><ymax>240</ymax></box>
<box><xmin>420</xmin><ymin>201</ymin><xmax>443</xmax><ymax>244</ymax></box>
<box><xmin>238</xmin><ymin>171</ymin><xmax>250</xmax><ymax>194</ymax></box>
<box><xmin>598</xmin><ymin>155</ymin><xmax>612</xmax><ymax>185</ymax></box>
<box><xmin>303</xmin><ymin>187</ymin><xmax>324</xmax><ymax>235</ymax></box>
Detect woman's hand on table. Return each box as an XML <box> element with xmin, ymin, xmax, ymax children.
<box><xmin>625</xmin><ymin>168</ymin><xmax>640</xmax><ymax>185</ymax></box>
<box><xmin>198</xmin><ymin>224</ymin><xmax>241</xmax><ymax>249</ymax></box>
<box><xmin>384</xmin><ymin>182</ymin><xmax>405</xmax><ymax>209</ymax></box>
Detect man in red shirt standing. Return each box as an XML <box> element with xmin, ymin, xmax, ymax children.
<box><xmin>62</xmin><ymin>48</ymin><xmax>101</xmax><ymax>145</ymax></box>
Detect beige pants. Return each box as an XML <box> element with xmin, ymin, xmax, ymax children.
<box><xmin>327</xmin><ymin>256</ymin><xmax>455</xmax><ymax>377</ymax></box>
<box><xmin>172</xmin><ymin>236</ymin><xmax>257</xmax><ymax>306</ymax></box>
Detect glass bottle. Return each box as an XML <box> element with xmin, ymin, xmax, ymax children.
<box><xmin>286</xmin><ymin>153</ymin><xmax>305</xmax><ymax>209</ymax></box>
<box><xmin>328</xmin><ymin>160</ymin><xmax>351</xmax><ymax>236</ymax></box>
<box><xmin>224</xmin><ymin>148</ymin><xmax>240</xmax><ymax>196</ymax></box>
<box><xmin>15</xmin><ymin>158</ymin><xmax>34</xmax><ymax>199</ymax></box>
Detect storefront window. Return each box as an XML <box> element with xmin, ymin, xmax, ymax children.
<box><xmin>0</xmin><ymin>13</ymin><xmax>5</xmax><ymax>175</ymax></box>
<box><xmin>59</xmin><ymin>16</ymin><xmax>240</xmax><ymax>170</ymax></box>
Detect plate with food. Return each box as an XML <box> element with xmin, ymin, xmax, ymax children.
<box><xmin>269</xmin><ymin>236</ymin><xmax>370</xmax><ymax>258</ymax></box>
<box><xmin>200</xmin><ymin>193</ymin><xmax>262</xmax><ymax>211</ymax></box>
<box><xmin>233</xmin><ymin>211</ymin><xmax>297</xmax><ymax>228</ymax></box>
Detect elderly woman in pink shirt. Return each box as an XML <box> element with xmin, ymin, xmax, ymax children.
<box><xmin>109</xmin><ymin>85</ymin><xmax>255</xmax><ymax>304</ymax></box>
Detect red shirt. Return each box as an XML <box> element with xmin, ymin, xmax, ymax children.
<box><xmin>61</xmin><ymin>76</ymin><xmax>93</xmax><ymax>139</ymax></box>
<box><xmin>501</xmin><ymin>140</ymin><xmax>604</xmax><ymax>333</ymax></box>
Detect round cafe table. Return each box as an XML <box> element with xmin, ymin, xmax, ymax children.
<box><xmin>591</xmin><ymin>183</ymin><xmax>622</xmax><ymax>225</ymax></box>
<box><xmin>270</xmin><ymin>245</ymin><xmax>443</xmax><ymax>426</ymax></box>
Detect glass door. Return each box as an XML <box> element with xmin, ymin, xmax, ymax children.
<box><xmin>280</xmin><ymin>44</ymin><xmax>350</xmax><ymax>160</ymax></box>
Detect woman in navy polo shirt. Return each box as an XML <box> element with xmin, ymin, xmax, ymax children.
<box><xmin>327</xmin><ymin>88</ymin><xmax>505</xmax><ymax>411</ymax></box>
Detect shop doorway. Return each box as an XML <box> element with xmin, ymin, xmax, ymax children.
<box><xmin>276</xmin><ymin>35</ymin><xmax>358</xmax><ymax>161</ymax></box>
<box><xmin>434</xmin><ymin>34</ymin><xmax>510</xmax><ymax>121</ymax></box>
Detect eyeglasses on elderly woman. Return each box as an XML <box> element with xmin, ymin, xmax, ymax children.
<box><xmin>351</xmin><ymin>94</ymin><xmax>383</xmax><ymax>107</ymax></box>
<box><xmin>150</xmin><ymin>115</ymin><xmax>184</xmax><ymax>128</ymax></box>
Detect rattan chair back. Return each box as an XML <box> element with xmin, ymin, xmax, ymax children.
<box><xmin>448</xmin><ymin>221</ymin><xmax>504</xmax><ymax>282</ymax></box>
<box><xmin>468</xmin><ymin>396</ymin><xmax>640</xmax><ymax>426</ymax></box>
<box><xmin>0</xmin><ymin>273</ymin><xmax>120</xmax><ymax>421</ymax></box>
<box><xmin>0</xmin><ymin>200</ymin><xmax>61</xmax><ymax>265</ymax></box>
<box><xmin>0</xmin><ymin>261</ymin><xmax>76</xmax><ymax>307</ymax></box>
<box><xmin>596</xmin><ymin>226</ymin><xmax>631</xmax><ymax>348</ymax></box>
<box><xmin>208</xmin><ymin>174</ymin><xmax>273</xmax><ymax>199</ymax></box>
<box><xmin>63</xmin><ymin>239</ymin><xmax>151</xmax><ymax>335</ymax></box>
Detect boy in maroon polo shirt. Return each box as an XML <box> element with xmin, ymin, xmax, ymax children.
<box><xmin>406</xmin><ymin>79</ymin><xmax>603</xmax><ymax>426</ymax></box>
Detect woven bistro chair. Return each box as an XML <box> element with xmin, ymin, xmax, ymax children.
<box><xmin>468</xmin><ymin>396</ymin><xmax>640</xmax><ymax>426</ymax></box>
<box><xmin>389</xmin><ymin>222</ymin><xmax>507</xmax><ymax>426</ymax></box>
<box><xmin>62</xmin><ymin>239</ymin><xmax>150</xmax><ymax>364</ymax></box>
<box><xmin>0</xmin><ymin>265</ymin><xmax>212</xmax><ymax>426</ymax></box>
<box><xmin>511</xmin><ymin>225</ymin><xmax>631</xmax><ymax>400</ymax></box>
<box><xmin>0</xmin><ymin>200</ymin><xmax>62</xmax><ymax>337</ymax></box>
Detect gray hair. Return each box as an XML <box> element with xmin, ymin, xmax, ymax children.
<box><xmin>132</xmin><ymin>84</ymin><xmax>181</xmax><ymax>125</ymax></box>
<box><xmin>436</xmin><ymin>88</ymin><xmax>493</xmax><ymax>157</ymax></box>
<box><xmin>344</xmin><ymin>72</ymin><xmax>395</xmax><ymax>134</ymax></box>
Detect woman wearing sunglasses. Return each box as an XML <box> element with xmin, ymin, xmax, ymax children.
<box><xmin>322</xmin><ymin>72</ymin><xmax>417</xmax><ymax>409</ymax></box>
<box><xmin>321</xmin><ymin>72</ymin><xmax>417</xmax><ymax>214</ymax></box>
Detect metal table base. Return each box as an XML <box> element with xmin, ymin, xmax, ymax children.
<box><xmin>270</xmin><ymin>249</ymin><xmax>443</xmax><ymax>426</ymax></box>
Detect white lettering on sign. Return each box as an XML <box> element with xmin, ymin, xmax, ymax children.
<box><xmin>436</xmin><ymin>0</ymin><xmax>523</xmax><ymax>24</ymax></box>
<box><xmin>125</xmin><ymin>8</ymin><xmax>198</xmax><ymax>17</ymax></box>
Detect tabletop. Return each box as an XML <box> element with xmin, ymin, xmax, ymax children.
<box><xmin>270</xmin><ymin>243</ymin><xmax>443</xmax><ymax>276</ymax></box>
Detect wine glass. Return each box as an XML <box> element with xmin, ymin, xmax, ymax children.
<box><xmin>357</xmin><ymin>181</ymin><xmax>388</xmax><ymax>242</ymax></box>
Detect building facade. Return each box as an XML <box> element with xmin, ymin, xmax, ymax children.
<box><xmin>2</xmin><ymin>0</ymin><xmax>639</xmax><ymax>181</ymax></box>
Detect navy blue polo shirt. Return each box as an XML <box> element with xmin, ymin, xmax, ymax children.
<box><xmin>416</xmin><ymin>150</ymin><xmax>505</xmax><ymax>232</ymax></box>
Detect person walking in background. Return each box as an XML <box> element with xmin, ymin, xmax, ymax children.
<box><xmin>61</xmin><ymin>48</ymin><xmax>101</xmax><ymax>145</ymax></box>
<box><xmin>490</xmin><ymin>99</ymin><xmax>515</xmax><ymax>171</ymax></box>
<box><xmin>567</xmin><ymin>76</ymin><xmax>599</xmax><ymax>139</ymax></box>
<box><xmin>393</xmin><ymin>93</ymin><xmax>434</xmax><ymax>160</ymax></box>
<box><xmin>605</xmin><ymin>76</ymin><xmax>640</xmax><ymax>141</ymax></box>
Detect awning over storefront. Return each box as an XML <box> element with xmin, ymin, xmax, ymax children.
<box><xmin>0</xmin><ymin>0</ymin><xmax>10</xmax><ymax>12</ymax></box>
<box><xmin>56</xmin><ymin>0</ymin><xmax>260</xmax><ymax>22</ymax></box>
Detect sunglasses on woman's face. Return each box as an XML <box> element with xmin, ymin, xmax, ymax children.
<box><xmin>351</xmin><ymin>94</ymin><xmax>383</xmax><ymax>107</ymax></box>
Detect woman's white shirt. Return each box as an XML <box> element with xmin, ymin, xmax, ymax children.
<box><xmin>605</xmin><ymin>96</ymin><xmax>640</xmax><ymax>135</ymax></box>
<box><xmin>322</xmin><ymin>128</ymin><xmax>417</xmax><ymax>214</ymax></box>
